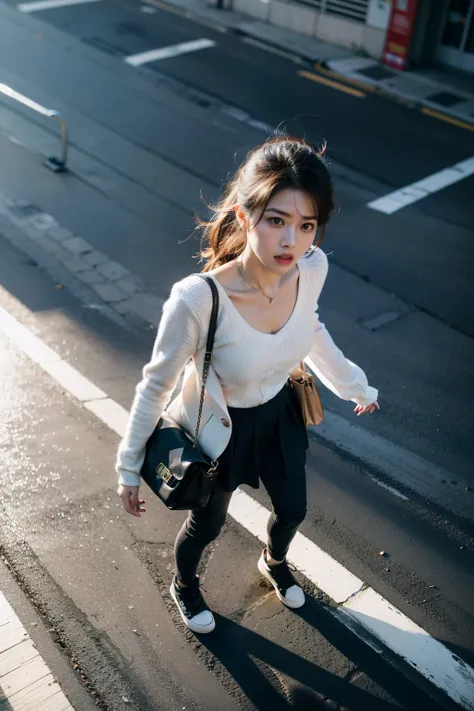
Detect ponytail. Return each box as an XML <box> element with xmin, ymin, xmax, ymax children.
<box><xmin>198</xmin><ymin>136</ymin><xmax>334</xmax><ymax>272</ymax></box>
<box><xmin>199</xmin><ymin>177</ymin><xmax>246</xmax><ymax>272</ymax></box>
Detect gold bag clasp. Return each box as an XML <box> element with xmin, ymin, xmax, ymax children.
<box><xmin>156</xmin><ymin>463</ymin><xmax>172</xmax><ymax>483</ymax></box>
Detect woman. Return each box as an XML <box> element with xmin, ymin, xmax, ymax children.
<box><xmin>117</xmin><ymin>136</ymin><xmax>379</xmax><ymax>635</ymax></box>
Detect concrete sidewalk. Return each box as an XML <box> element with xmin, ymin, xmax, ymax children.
<box><xmin>0</xmin><ymin>588</ymin><xmax>76</xmax><ymax>711</ymax></box>
<box><xmin>155</xmin><ymin>0</ymin><xmax>474</xmax><ymax>129</ymax></box>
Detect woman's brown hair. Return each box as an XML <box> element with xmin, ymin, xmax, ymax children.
<box><xmin>199</xmin><ymin>136</ymin><xmax>334</xmax><ymax>272</ymax></box>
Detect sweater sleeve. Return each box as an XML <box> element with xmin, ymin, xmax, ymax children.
<box><xmin>303</xmin><ymin>250</ymin><xmax>379</xmax><ymax>408</ymax></box>
<box><xmin>116</xmin><ymin>283</ymin><xmax>203</xmax><ymax>487</ymax></box>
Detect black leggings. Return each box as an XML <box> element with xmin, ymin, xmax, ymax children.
<box><xmin>174</xmin><ymin>469</ymin><xmax>307</xmax><ymax>585</ymax></box>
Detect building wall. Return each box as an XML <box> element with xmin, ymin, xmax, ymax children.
<box><xmin>214</xmin><ymin>0</ymin><xmax>391</xmax><ymax>59</ymax></box>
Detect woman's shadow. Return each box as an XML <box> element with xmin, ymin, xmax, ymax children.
<box><xmin>197</xmin><ymin>594</ymin><xmax>454</xmax><ymax>711</ymax></box>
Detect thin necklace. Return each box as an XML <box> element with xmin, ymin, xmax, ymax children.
<box><xmin>237</xmin><ymin>261</ymin><xmax>282</xmax><ymax>305</ymax></box>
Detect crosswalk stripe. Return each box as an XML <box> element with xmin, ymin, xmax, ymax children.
<box><xmin>17</xmin><ymin>0</ymin><xmax>102</xmax><ymax>13</ymax></box>
<box><xmin>368</xmin><ymin>156</ymin><xmax>474</xmax><ymax>214</ymax></box>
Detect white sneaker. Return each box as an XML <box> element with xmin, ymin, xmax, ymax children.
<box><xmin>169</xmin><ymin>575</ymin><xmax>216</xmax><ymax>634</ymax></box>
<box><xmin>257</xmin><ymin>549</ymin><xmax>305</xmax><ymax>609</ymax></box>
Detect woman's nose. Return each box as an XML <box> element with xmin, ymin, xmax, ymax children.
<box><xmin>281</xmin><ymin>228</ymin><xmax>296</xmax><ymax>248</ymax></box>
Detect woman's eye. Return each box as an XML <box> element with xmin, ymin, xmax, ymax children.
<box><xmin>302</xmin><ymin>223</ymin><xmax>315</xmax><ymax>232</ymax></box>
<box><xmin>268</xmin><ymin>217</ymin><xmax>283</xmax><ymax>226</ymax></box>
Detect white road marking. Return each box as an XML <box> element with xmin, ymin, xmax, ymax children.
<box><xmin>367</xmin><ymin>474</ymin><xmax>409</xmax><ymax>501</ymax></box>
<box><xmin>1</xmin><ymin>305</ymin><xmax>474</xmax><ymax>709</ymax></box>
<box><xmin>18</xmin><ymin>0</ymin><xmax>102</xmax><ymax>13</ymax></box>
<box><xmin>0</xmin><ymin>590</ymin><xmax>74</xmax><ymax>709</ymax></box>
<box><xmin>125</xmin><ymin>39</ymin><xmax>215</xmax><ymax>67</ymax></box>
<box><xmin>42</xmin><ymin>360</ymin><xmax>107</xmax><ymax>402</ymax></box>
<box><xmin>340</xmin><ymin>588</ymin><xmax>474</xmax><ymax>710</ymax></box>
<box><xmin>84</xmin><ymin>398</ymin><xmax>130</xmax><ymax>436</ymax></box>
<box><xmin>368</xmin><ymin>156</ymin><xmax>474</xmax><ymax>214</ymax></box>
<box><xmin>228</xmin><ymin>488</ymin><xmax>364</xmax><ymax>603</ymax></box>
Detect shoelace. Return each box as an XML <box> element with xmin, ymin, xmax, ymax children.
<box><xmin>172</xmin><ymin>571</ymin><xmax>208</xmax><ymax>596</ymax></box>
<box><xmin>266</xmin><ymin>558</ymin><xmax>297</xmax><ymax>573</ymax></box>
<box><xmin>269</xmin><ymin>560</ymin><xmax>299</xmax><ymax>590</ymax></box>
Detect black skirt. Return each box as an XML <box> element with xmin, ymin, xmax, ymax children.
<box><xmin>217</xmin><ymin>381</ymin><xmax>309</xmax><ymax>492</ymax></box>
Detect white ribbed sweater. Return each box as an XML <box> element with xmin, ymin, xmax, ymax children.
<box><xmin>116</xmin><ymin>249</ymin><xmax>378</xmax><ymax>486</ymax></box>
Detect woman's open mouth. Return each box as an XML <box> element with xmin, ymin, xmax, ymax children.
<box><xmin>274</xmin><ymin>254</ymin><xmax>294</xmax><ymax>266</ymax></box>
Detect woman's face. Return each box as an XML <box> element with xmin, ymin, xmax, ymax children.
<box><xmin>239</xmin><ymin>188</ymin><xmax>319</xmax><ymax>274</ymax></box>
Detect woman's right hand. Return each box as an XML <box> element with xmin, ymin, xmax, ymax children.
<box><xmin>117</xmin><ymin>485</ymin><xmax>147</xmax><ymax>518</ymax></box>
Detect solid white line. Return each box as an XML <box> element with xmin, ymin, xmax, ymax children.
<box><xmin>0</xmin><ymin>308</ymin><xmax>61</xmax><ymax>365</ymax></box>
<box><xmin>83</xmin><ymin>398</ymin><xmax>130</xmax><ymax>437</ymax></box>
<box><xmin>125</xmin><ymin>39</ymin><xmax>215</xmax><ymax>67</ymax></box>
<box><xmin>1</xmin><ymin>305</ymin><xmax>474</xmax><ymax>708</ymax></box>
<box><xmin>340</xmin><ymin>588</ymin><xmax>474</xmax><ymax>710</ymax></box>
<box><xmin>18</xmin><ymin>0</ymin><xmax>102</xmax><ymax>13</ymax></box>
<box><xmin>0</xmin><ymin>590</ymin><xmax>74</xmax><ymax>709</ymax></box>
<box><xmin>0</xmin><ymin>308</ymin><xmax>106</xmax><ymax>404</ymax></box>
<box><xmin>368</xmin><ymin>155</ymin><xmax>474</xmax><ymax>214</ymax></box>
<box><xmin>42</xmin><ymin>361</ymin><xmax>107</xmax><ymax>402</ymax></box>
<box><xmin>367</xmin><ymin>474</ymin><xmax>409</xmax><ymax>501</ymax></box>
<box><xmin>228</xmin><ymin>489</ymin><xmax>364</xmax><ymax>603</ymax></box>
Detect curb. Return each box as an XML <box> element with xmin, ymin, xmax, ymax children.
<box><xmin>0</xmin><ymin>191</ymin><xmax>163</xmax><ymax>332</ymax></box>
<box><xmin>0</xmin><ymin>585</ymin><xmax>77</xmax><ymax>711</ymax></box>
<box><xmin>315</xmin><ymin>60</ymin><xmax>474</xmax><ymax>132</ymax></box>
<box><xmin>150</xmin><ymin>0</ymin><xmax>474</xmax><ymax>132</ymax></box>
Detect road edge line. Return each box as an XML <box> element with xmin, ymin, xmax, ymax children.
<box><xmin>1</xmin><ymin>304</ymin><xmax>473</xmax><ymax>709</ymax></box>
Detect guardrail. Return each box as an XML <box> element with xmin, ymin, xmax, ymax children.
<box><xmin>0</xmin><ymin>83</ymin><xmax>68</xmax><ymax>172</ymax></box>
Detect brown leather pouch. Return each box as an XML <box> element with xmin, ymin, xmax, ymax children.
<box><xmin>289</xmin><ymin>362</ymin><xmax>324</xmax><ymax>427</ymax></box>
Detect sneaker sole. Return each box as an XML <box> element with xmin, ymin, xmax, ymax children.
<box><xmin>169</xmin><ymin>583</ymin><xmax>216</xmax><ymax>634</ymax></box>
<box><xmin>257</xmin><ymin>555</ymin><xmax>305</xmax><ymax>609</ymax></box>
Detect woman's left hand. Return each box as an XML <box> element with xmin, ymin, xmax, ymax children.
<box><xmin>354</xmin><ymin>401</ymin><xmax>380</xmax><ymax>416</ymax></box>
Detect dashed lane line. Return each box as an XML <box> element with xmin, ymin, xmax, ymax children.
<box><xmin>125</xmin><ymin>39</ymin><xmax>215</xmax><ymax>66</ymax></box>
<box><xmin>17</xmin><ymin>0</ymin><xmax>102</xmax><ymax>12</ymax></box>
<box><xmin>0</xmin><ymin>305</ymin><xmax>473</xmax><ymax>708</ymax></box>
<box><xmin>368</xmin><ymin>156</ymin><xmax>474</xmax><ymax>215</ymax></box>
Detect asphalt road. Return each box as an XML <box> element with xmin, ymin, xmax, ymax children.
<box><xmin>0</xmin><ymin>0</ymin><xmax>472</xmax><ymax>478</ymax></box>
<box><xmin>1</xmin><ymin>0</ymin><xmax>473</xmax><ymax>337</ymax></box>
<box><xmin>11</xmin><ymin>0</ymin><xmax>474</xmax><ymax>222</ymax></box>
<box><xmin>0</xmin><ymin>232</ymin><xmax>461</xmax><ymax>711</ymax></box>
<box><xmin>0</xmin><ymin>0</ymin><xmax>473</xmax><ymax>708</ymax></box>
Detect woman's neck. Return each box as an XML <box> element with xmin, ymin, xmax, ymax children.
<box><xmin>239</xmin><ymin>249</ymin><xmax>281</xmax><ymax>290</ymax></box>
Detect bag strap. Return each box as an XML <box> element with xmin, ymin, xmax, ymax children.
<box><xmin>193</xmin><ymin>275</ymin><xmax>219</xmax><ymax>443</ymax></box>
<box><xmin>297</xmin><ymin>361</ymin><xmax>313</xmax><ymax>383</ymax></box>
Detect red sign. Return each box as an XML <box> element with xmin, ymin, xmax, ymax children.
<box><xmin>383</xmin><ymin>0</ymin><xmax>419</xmax><ymax>71</ymax></box>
